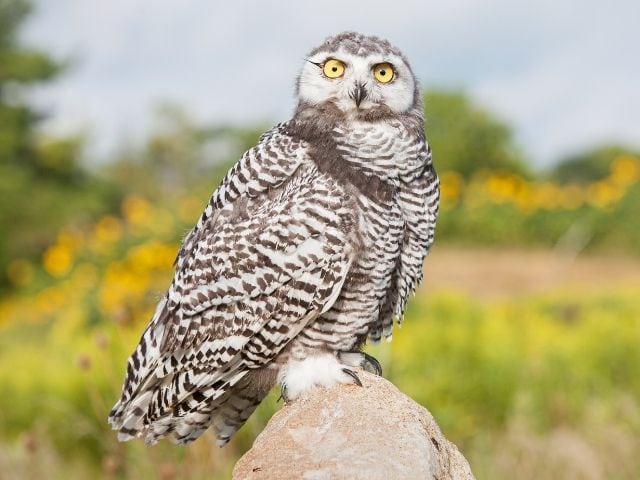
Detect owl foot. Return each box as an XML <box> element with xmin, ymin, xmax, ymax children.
<box><xmin>279</xmin><ymin>354</ymin><xmax>364</xmax><ymax>402</ymax></box>
<box><xmin>338</xmin><ymin>351</ymin><xmax>382</xmax><ymax>376</ymax></box>
<box><xmin>341</xmin><ymin>367</ymin><xmax>363</xmax><ymax>386</ymax></box>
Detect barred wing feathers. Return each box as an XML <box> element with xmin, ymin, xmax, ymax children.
<box><xmin>393</xmin><ymin>141</ymin><xmax>439</xmax><ymax>319</ymax></box>
<box><xmin>375</xmin><ymin>138</ymin><xmax>439</xmax><ymax>341</ymax></box>
<box><xmin>108</xmin><ymin>124</ymin><xmax>356</xmax><ymax>444</ymax></box>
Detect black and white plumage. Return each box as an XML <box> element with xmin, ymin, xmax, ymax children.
<box><xmin>108</xmin><ymin>31</ymin><xmax>439</xmax><ymax>446</ymax></box>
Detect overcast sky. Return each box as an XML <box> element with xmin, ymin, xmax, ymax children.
<box><xmin>24</xmin><ymin>0</ymin><xmax>640</xmax><ymax>167</ymax></box>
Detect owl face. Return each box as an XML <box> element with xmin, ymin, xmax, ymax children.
<box><xmin>296</xmin><ymin>32</ymin><xmax>418</xmax><ymax>117</ymax></box>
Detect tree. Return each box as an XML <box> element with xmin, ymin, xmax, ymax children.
<box><xmin>0</xmin><ymin>0</ymin><xmax>59</xmax><ymax>159</ymax></box>
<box><xmin>106</xmin><ymin>102</ymin><xmax>265</xmax><ymax>202</ymax></box>
<box><xmin>0</xmin><ymin>0</ymin><xmax>119</xmax><ymax>289</ymax></box>
<box><xmin>423</xmin><ymin>90</ymin><xmax>529</xmax><ymax>178</ymax></box>
<box><xmin>550</xmin><ymin>145</ymin><xmax>639</xmax><ymax>183</ymax></box>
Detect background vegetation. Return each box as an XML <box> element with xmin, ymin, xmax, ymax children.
<box><xmin>1</xmin><ymin>1</ymin><xmax>639</xmax><ymax>478</ymax></box>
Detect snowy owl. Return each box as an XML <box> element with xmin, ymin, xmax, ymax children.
<box><xmin>109</xmin><ymin>31</ymin><xmax>439</xmax><ymax>446</ymax></box>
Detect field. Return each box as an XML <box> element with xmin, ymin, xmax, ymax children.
<box><xmin>1</xmin><ymin>244</ymin><xmax>639</xmax><ymax>479</ymax></box>
<box><xmin>2</xmin><ymin>4</ymin><xmax>640</xmax><ymax>477</ymax></box>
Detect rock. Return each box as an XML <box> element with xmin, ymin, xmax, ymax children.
<box><xmin>232</xmin><ymin>371</ymin><xmax>475</xmax><ymax>480</ymax></box>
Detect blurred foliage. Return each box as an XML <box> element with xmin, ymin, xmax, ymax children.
<box><xmin>0</xmin><ymin>0</ymin><xmax>59</xmax><ymax>84</ymax></box>
<box><xmin>0</xmin><ymin>197</ymin><xmax>638</xmax><ymax>478</ymax></box>
<box><xmin>424</xmin><ymin>90</ymin><xmax>530</xmax><ymax>179</ymax></box>
<box><xmin>105</xmin><ymin>103</ymin><xmax>265</xmax><ymax>202</ymax></box>
<box><xmin>0</xmin><ymin>152</ymin><xmax>639</xmax><ymax>478</ymax></box>
<box><xmin>437</xmin><ymin>154</ymin><xmax>640</xmax><ymax>253</ymax></box>
<box><xmin>0</xmin><ymin>0</ymin><xmax>120</xmax><ymax>290</ymax></box>
<box><xmin>551</xmin><ymin>144</ymin><xmax>640</xmax><ymax>183</ymax></box>
<box><xmin>2</xmin><ymin>3</ymin><xmax>640</xmax><ymax>479</ymax></box>
<box><xmin>380</xmin><ymin>289</ymin><xmax>640</xmax><ymax>480</ymax></box>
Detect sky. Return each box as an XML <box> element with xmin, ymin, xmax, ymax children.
<box><xmin>23</xmin><ymin>0</ymin><xmax>640</xmax><ymax>167</ymax></box>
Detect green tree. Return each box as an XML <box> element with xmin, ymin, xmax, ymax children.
<box><xmin>0</xmin><ymin>0</ymin><xmax>59</xmax><ymax>158</ymax></box>
<box><xmin>424</xmin><ymin>90</ymin><xmax>529</xmax><ymax>178</ymax></box>
<box><xmin>106</xmin><ymin>103</ymin><xmax>265</xmax><ymax>202</ymax></box>
<box><xmin>0</xmin><ymin>0</ymin><xmax>119</xmax><ymax>289</ymax></box>
<box><xmin>550</xmin><ymin>144</ymin><xmax>639</xmax><ymax>183</ymax></box>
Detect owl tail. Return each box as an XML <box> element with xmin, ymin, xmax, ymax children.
<box><xmin>110</xmin><ymin>368</ymin><xmax>271</xmax><ymax>445</ymax></box>
<box><xmin>108</xmin><ymin>297</ymin><xmax>275</xmax><ymax>445</ymax></box>
<box><xmin>171</xmin><ymin>371</ymin><xmax>274</xmax><ymax>446</ymax></box>
<box><xmin>107</xmin><ymin>299</ymin><xmax>168</xmax><ymax>435</ymax></box>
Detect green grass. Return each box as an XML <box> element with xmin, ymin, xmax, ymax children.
<box><xmin>1</xmin><ymin>285</ymin><xmax>639</xmax><ymax>479</ymax></box>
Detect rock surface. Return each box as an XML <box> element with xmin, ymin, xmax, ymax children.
<box><xmin>232</xmin><ymin>371</ymin><xmax>475</xmax><ymax>480</ymax></box>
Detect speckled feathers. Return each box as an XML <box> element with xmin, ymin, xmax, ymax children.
<box><xmin>109</xmin><ymin>31</ymin><xmax>439</xmax><ymax>446</ymax></box>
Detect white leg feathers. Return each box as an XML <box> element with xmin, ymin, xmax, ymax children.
<box><xmin>279</xmin><ymin>353</ymin><xmax>362</xmax><ymax>401</ymax></box>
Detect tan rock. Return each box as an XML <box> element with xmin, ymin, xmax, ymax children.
<box><xmin>233</xmin><ymin>371</ymin><xmax>475</xmax><ymax>480</ymax></box>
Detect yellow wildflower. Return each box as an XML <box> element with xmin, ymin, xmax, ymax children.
<box><xmin>0</xmin><ymin>300</ymin><xmax>14</xmax><ymax>328</ymax></box>
<box><xmin>609</xmin><ymin>155</ymin><xmax>639</xmax><ymax>187</ymax></box>
<box><xmin>34</xmin><ymin>284</ymin><xmax>66</xmax><ymax>317</ymax></box>
<box><xmin>99</xmin><ymin>264</ymin><xmax>141</xmax><ymax>319</ymax></box>
<box><xmin>43</xmin><ymin>243</ymin><xmax>73</xmax><ymax>277</ymax></box>
<box><xmin>56</xmin><ymin>229</ymin><xmax>83</xmax><ymax>256</ymax></box>
<box><xmin>439</xmin><ymin>171</ymin><xmax>464</xmax><ymax>206</ymax></box>
<box><xmin>122</xmin><ymin>195</ymin><xmax>152</xmax><ymax>226</ymax></box>
<box><xmin>559</xmin><ymin>184</ymin><xmax>584</xmax><ymax>210</ymax></box>
<box><xmin>512</xmin><ymin>182</ymin><xmax>535</xmax><ymax>213</ymax></box>
<box><xmin>93</xmin><ymin>215</ymin><xmax>123</xmax><ymax>245</ymax></box>
<box><xmin>128</xmin><ymin>241</ymin><xmax>176</xmax><ymax>271</ymax></box>
<box><xmin>586</xmin><ymin>180</ymin><xmax>621</xmax><ymax>208</ymax></box>
<box><xmin>531</xmin><ymin>182</ymin><xmax>560</xmax><ymax>210</ymax></box>
<box><xmin>485</xmin><ymin>172</ymin><xmax>519</xmax><ymax>203</ymax></box>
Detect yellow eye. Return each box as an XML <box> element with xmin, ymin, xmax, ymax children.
<box><xmin>323</xmin><ymin>59</ymin><xmax>345</xmax><ymax>78</ymax></box>
<box><xmin>373</xmin><ymin>63</ymin><xmax>394</xmax><ymax>83</ymax></box>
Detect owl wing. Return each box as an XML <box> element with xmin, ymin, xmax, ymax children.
<box><xmin>396</xmin><ymin>139</ymin><xmax>439</xmax><ymax>313</ymax></box>
<box><xmin>375</xmin><ymin>136</ymin><xmax>439</xmax><ymax>340</ymax></box>
<box><xmin>109</xmin><ymin>123</ymin><xmax>356</xmax><ymax>441</ymax></box>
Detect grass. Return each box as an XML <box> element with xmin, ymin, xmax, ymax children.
<box><xmin>1</xmin><ymin>275</ymin><xmax>639</xmax><ymax>479</ymax></box>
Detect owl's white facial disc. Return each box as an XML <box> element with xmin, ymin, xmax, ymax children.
<box><xmin>297</xmin><ymin>50</ymin><xmax>416</xmax><ymax>115</ymax></box>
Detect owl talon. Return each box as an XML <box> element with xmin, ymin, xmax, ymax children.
<box><xmin>341</xmin><ymin>368</ymin><xmax>363</xmax><ymax>387</ymax></box>
<box><xmin>338</xmin><ymin>351</ymin><xmax>382</xmax><ymax>376</ymax></box>
<box><xmin>361</xmin><ymin>353</ymin><xmax>382</xmax><ymax>376</ymax></box>
<box><xmin>279</xmin><ymin>384</ymin><xmax>288</xmax><ymax>402</ymax></box>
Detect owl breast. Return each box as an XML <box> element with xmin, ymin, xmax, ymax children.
<box><xmin>296</xmin><ymin>119</ymin><xmax>420</xmax><ymax>350</ymax></box>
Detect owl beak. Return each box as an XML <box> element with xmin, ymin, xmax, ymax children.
<box><xmin>350</xmin><ymin>82</ymin><xmax>368</xmax><ymax>108</ymax></box>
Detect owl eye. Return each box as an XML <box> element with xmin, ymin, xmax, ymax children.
<box><xmin>323</xmin><ymin>59</ymin><xmax>346</xmax><ymax>79</ymax></box>
<box><xmin>373</xmin><ymin>63</ymin><xmax>394</xmax><ymax>83</ymax></box>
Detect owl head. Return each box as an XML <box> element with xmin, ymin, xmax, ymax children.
<box><xmin>296</xmin><ymin>32</ymin><xmax>420</xmax><ymax>118</ymax></box>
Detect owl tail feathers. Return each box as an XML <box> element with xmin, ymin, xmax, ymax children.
<box><xmin>108</xmin><ymin>369</ymin><xmax>271</xmax><ymax>446</ymax></box>
<box><xmin>208</xmin><ymin>379</ymin><xmax>271</xmax><ymax>446</ymax></box>
<box><xmin>107</xmin><ymin>301</ymin><xmax>169</xmax><ymax>439</ymax></box>
<box><xmin>160</xmin><ymin>371</ymin><xmax>271</xmax><ymax>446</ymax></box>
<box><xmin>107</xmin><ymin>389</ymin><xmax>156</xmax><ymax>443</ymax></box>
<box><xmin>107</xmin><ymin>384</ymin><xmax>205</xmax><ymax>446</ymax></box>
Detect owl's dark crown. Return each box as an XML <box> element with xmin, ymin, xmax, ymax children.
<box><xmin>308</xmin><ymin>31</ymin><xmax>408</xmax><ymax>63</ymax></box>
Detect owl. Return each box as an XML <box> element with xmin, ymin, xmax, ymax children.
<box><xmin>108</xmin><ymin>31</ymin><xmax>439</xmax><ymax>446</ymax></box>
